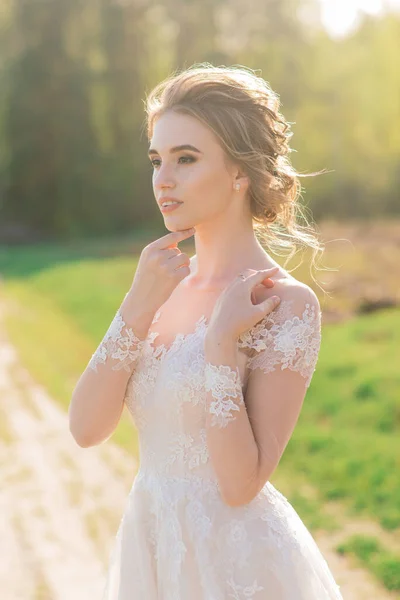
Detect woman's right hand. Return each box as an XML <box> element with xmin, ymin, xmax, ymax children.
<box><xmin>128</xmin><ymin>228</ymin><xmax>196</xmax><ymax>318</ymax></box>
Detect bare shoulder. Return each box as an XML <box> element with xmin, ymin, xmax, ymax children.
<box><xmin>255</xmin><ymin>272</ymin><xmax>320</xmax><ymax>317</ymax></box>
<box><xmin>276</xmin><ymin>277</ymin><xmax>319</xmax><ymax>309</ymax></box>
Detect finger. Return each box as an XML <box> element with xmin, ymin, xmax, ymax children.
<box><xmin>260</xmin><ymin>295</ymin><xmax>281</xmax><ymax>312</ymax></box>
<box><xmin>164</xmin><ymin>247</ymin><xmax>182</xmax><ymax>259</ymax></box>
<box><xmin>261</xmin><ymin>279</ymin><xmax>275</xmax><ymax>287</ymax></box>
<box><xmin>155</xmin><ymin>228</ymin><xmax>196</xmax><ymax>249</ymax></box>
<box><xmin>237</xmin><ymin>268</ymin><xmax>257</xmax><ymax>279</ymax></box>
<box><xmin>247</xmin><ymin>267</ymin><xmax>279</xmax><ymax>286</ymax></box>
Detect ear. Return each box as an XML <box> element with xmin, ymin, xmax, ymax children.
<box><xmin>233</xmin><ymin>169</ymin><xmax>250</xmax><ymax>192</ymax></box>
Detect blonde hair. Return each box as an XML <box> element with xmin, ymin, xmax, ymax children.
<box><xmin>144</xmin><ymin>63</ymin><xmax>331</xmax><ymax>288</ymax></box>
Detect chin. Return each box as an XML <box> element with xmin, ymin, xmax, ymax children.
<box><xmin>167</xmin><ymin>223</ymin><xmax>194</xmax><ymax>232</ymax></box>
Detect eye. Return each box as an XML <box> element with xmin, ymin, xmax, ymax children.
<box><xmin>178</xmin><ymin>155</ymin><xmax>196</xmax><ymax>165</ymax></box>
<box><xmin>150</xmin><ymin>155</ymin><xmax>196</xmax><ymax>168</ymax></box>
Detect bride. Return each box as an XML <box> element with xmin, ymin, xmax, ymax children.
<box><xmin>69</xmin><ymin>63</ymin><xmax>343</xmax><ymax>599</ymax></box>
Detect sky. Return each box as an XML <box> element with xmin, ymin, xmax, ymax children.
<box><xmin>319</xmin><ymin>0</ymin><xmax>400</xmax><ymax>37</ymax></box>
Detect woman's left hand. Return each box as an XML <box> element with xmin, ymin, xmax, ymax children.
<box><xmin>206</xmin><ymin>267</ymin><xmax>281</xmax><ymax>341</ymax></box>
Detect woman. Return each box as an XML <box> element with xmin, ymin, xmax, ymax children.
<box><xmin>69</xmin><ymin>63</ymin><xmax>343</xmax><ymax>599</ymax></box>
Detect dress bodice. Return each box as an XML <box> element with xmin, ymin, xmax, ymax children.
<box><xmin>123</xmin><ymin>296</ymin><xmax>321</xmax><ymax>481</ymax></box>
<box><xmin>124</xmin><ymin>310</ymin><xmax>218</xmax><ymax>480</ymax></box>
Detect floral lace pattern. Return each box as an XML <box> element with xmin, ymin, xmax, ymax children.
<box><xmin>204</xmin><ymin>363</ymin><xmax>244</xmax><ymax>427</ymax></box>
<box><xmin>102</xmin><ymin>294</ymin><xmax>343</xmax><ymax>599</ymax></box>
<box><xmin>238</xmin><ymin>299</ymin><xmax>321</xmax><ymax>388</ymax></box>
<box><xmin>88</xmin><ymin>307</ymin><xmax>146</xmax><ymax>373</ymax></box>
<box><xmin>227</xmin><ymin>578</ymin><xmax>265</xmax><ymax>599</ymax></box>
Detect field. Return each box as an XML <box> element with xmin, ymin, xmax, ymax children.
<box><xmin>0</xmin><ymin>219</ymin><xmax>399</xmax><ymax>598</ymax></box>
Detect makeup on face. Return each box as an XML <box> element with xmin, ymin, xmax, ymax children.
<box><xmin>160</xmin><ymin>202</ymin><xmax>183</xmax><ymax>213</ymax></box>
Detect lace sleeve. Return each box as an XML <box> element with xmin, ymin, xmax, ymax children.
<box><xmin>88</xmin><ymin>299</ymin><xmax>147</xmax><ymax>374</ymax></box>
<box><xmin>238</xmin><ymin>290</ymin><xmax>322</xmax><ymax>389</ymax></box>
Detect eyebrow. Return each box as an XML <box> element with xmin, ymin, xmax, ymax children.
<box><xmin>147</xmin><ymin>144</ymin><xmax>203</xmax><ymax>157</ymax></box>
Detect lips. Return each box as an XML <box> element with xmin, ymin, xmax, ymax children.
<box><xmin>158</xmin><ymin>197</ymin><xmax>183</xmax><ymax>207</ymax></box>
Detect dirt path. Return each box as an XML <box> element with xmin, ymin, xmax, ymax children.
<box><xmin>0</xmin><ymin>300</ymin><xmax>137</xmax><ymax>600</ymax></box>
<box><xmin>314</xmin><ymin>526</ymin><xmax>398</xmax><ymax>600</ymax></box>
<box><xmin>0</xmin><ymin>297</ymin><xmax>398</xmax><ymax>599</ymax></box>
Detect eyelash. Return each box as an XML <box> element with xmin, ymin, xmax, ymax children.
<box><xmin>150</xmin><ymin>156</ymin><xmax>196</xmax><ymax>168</ymax></box>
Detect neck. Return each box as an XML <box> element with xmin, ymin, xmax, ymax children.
<box><xmin>186</xmin><ymin>217</ymin><xmax>277</xmax><ymax>291</ymax></box>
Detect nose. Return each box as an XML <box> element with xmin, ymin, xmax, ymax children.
<box><xmin>153</xmin><ymin>163</ymin><xmax>176</xmax><ymax>192</ymax></box>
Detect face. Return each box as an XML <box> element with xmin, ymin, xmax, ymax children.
<box><xmin>148</xmin><ymin>110</ymin><xmax>245</xmax><ymax>231</ymax></box>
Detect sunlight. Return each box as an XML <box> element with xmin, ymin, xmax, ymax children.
<box><xmin>319</xmin><ymin>0</ymin><xmax>383</xmax><ymax>37</ymax></box>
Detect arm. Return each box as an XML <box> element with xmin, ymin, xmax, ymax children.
<box><xmin>204</xmin><ymin>289</ymin><xmax>321</xmax><ymax>507</ymax></box>
<box><xmin>68</xmin><ymin>291</ymin><xmax>155</xmax><ymax>448</ymax></box>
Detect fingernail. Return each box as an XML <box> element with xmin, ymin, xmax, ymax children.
<box><xmin>272</xmin><ymin>295</ymin><xmax>280</xmax><ymax>302</ymax></box>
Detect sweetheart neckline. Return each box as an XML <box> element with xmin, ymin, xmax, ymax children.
<box><xmin>142</xmin><ymin>298</ymin><xmax>294</xmax><ymax>363</ymax></box>
<box><xmin>144</xmin><ymin>313</ymin><xmax>210</xmax><ymax>362</ymax></box>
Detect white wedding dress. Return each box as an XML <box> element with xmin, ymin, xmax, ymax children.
<box><xmin>89</xmin><ymin>288</ymin><xmax>343</xmax><ymax>600</ymax></box>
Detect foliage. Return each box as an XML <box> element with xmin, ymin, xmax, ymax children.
<box><xmin>0</xmin><ymin>1</ymin><xmax>399</xmax><ymax>239</ymax></box>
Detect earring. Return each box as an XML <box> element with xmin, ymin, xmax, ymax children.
<box><xmin>234</xmin><ymin>183</ymin><xmax>241</xmax><ymax>192</ymax></box>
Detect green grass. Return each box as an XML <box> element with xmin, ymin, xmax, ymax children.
<box><xmin>337</xmin><ymin>535</ymin><xmax>400</xmax><ymax>592</ymax></box>
<box><xmin>281</xmin><ymin>307</ymin><xmax>400</xmax><ymax>532</ymax></box>
<box><xmin>1</xmin><ymin>229</ymin><xmax>400</xmax><ymax>591</ymax></box>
